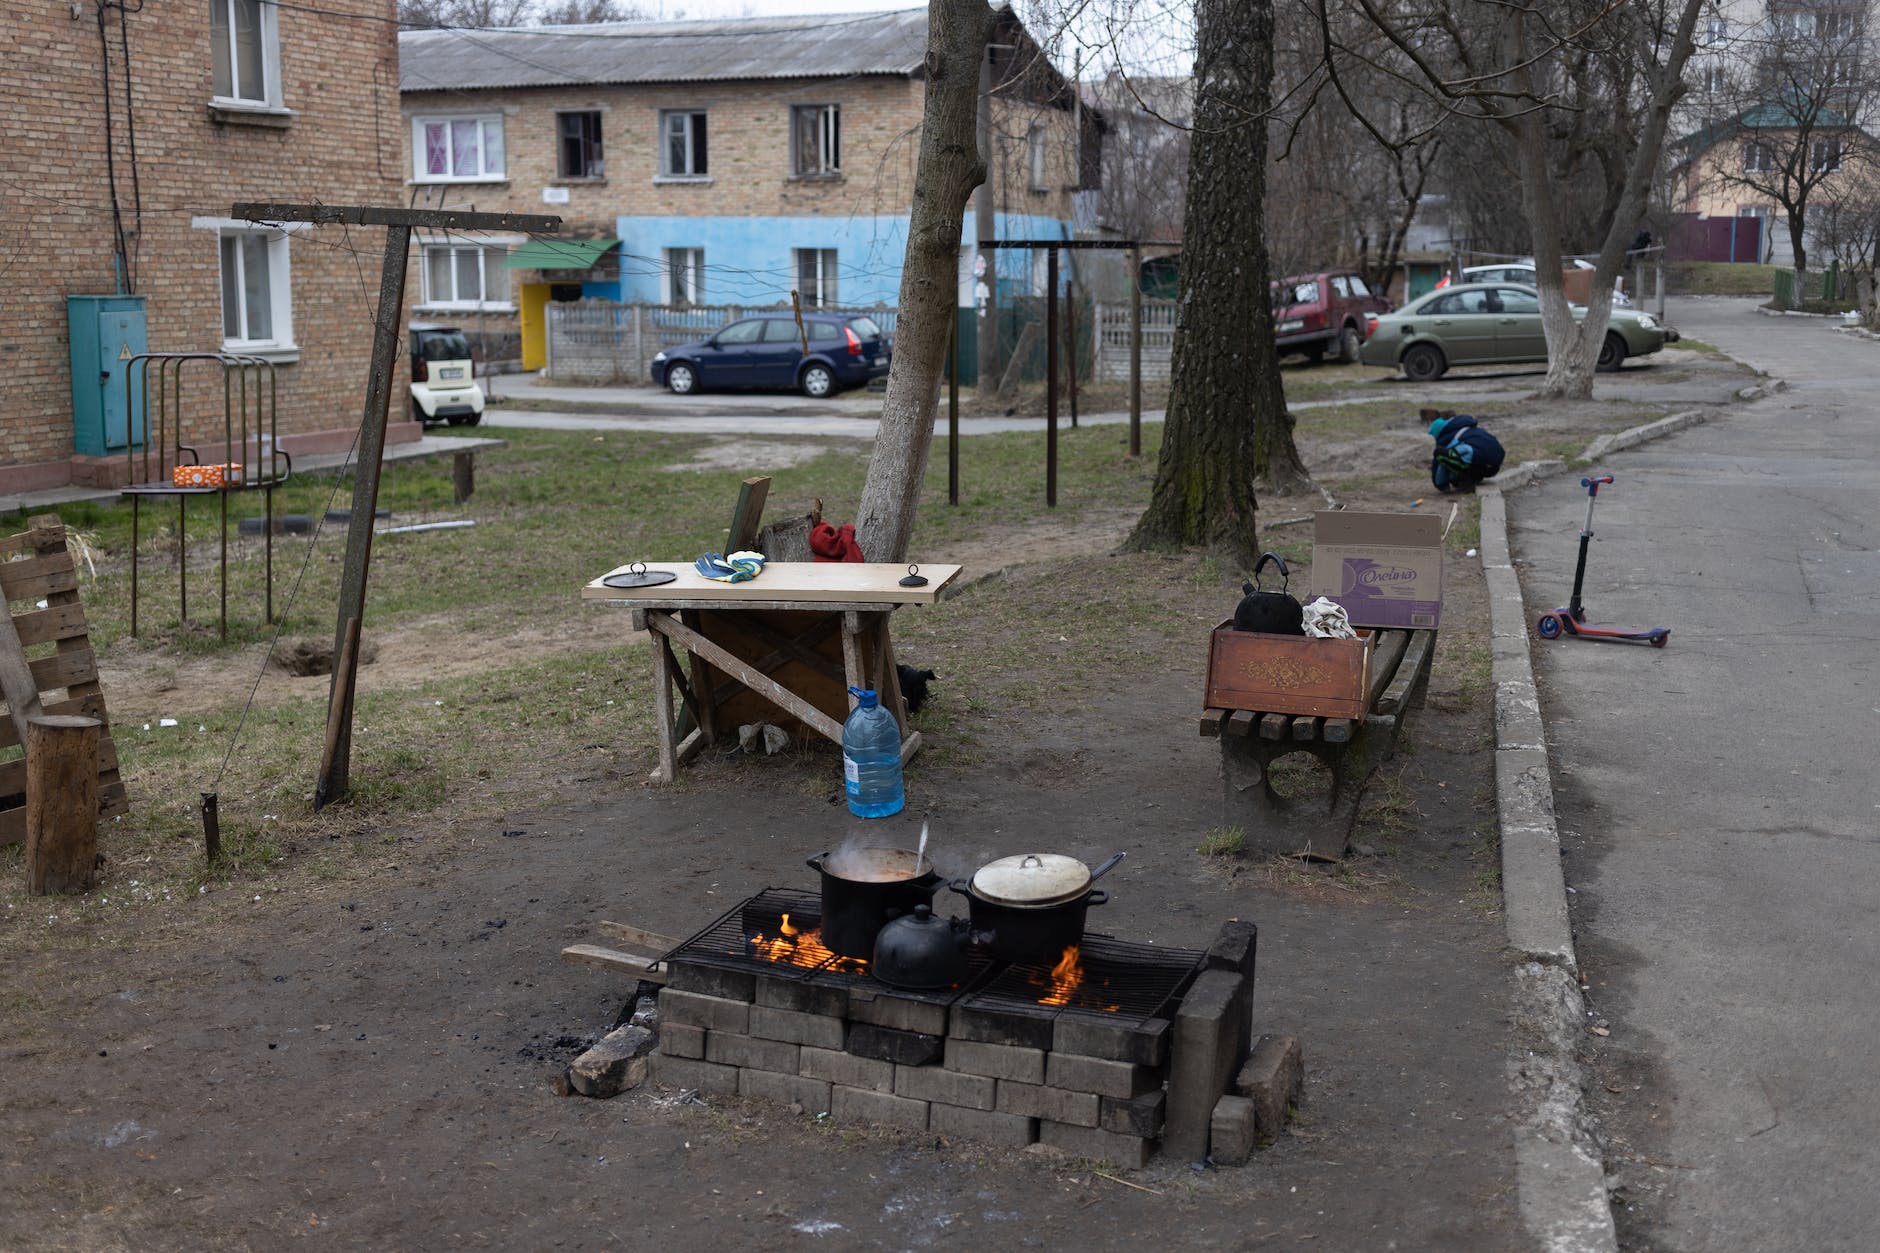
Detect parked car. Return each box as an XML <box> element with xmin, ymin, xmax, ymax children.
<box><xmin>651</xmin><ymin>313</ymin><xmax>891</xmax><ymax>397</ymax></box>
<box><xmin>1441</xmin><ymin>261</ymin><xmax>1633</xmax><ymax>306</ymax></box>
<box><xmin>1271</xmin><ymin>270</ymin><xmax>1394</xmax><ymax>363</ymax></box>
<box><xmin>408</xmin><ymin>322</ymin><xmax>485</xmax><ymax>426</ymax></box>
<box><xmin>1358</xmin><ymin>282</ymin><xmax>1677</xmax><ymax>381</ymax></box>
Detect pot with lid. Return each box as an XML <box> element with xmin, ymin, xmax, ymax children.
<box><xmin>950</xmin><ymin>851</ymin><xmax>1125</xmax><ymax>964</ymax></box>
<box><xmin>807</xmin><ymin>846</ymin><xmax>943</xmax><ymax>959</ymax></box>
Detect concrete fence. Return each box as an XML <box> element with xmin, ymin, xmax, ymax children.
<box><xmin>1091</xmin><ymin>299</ymin><xmax>1176</xmax><ymax>382</ymax></box>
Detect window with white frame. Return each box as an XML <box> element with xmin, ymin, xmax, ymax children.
<box><xmin>1812</xmin><ymin>137</ymin><xmax>1843</xmax><ymax>172</ymax></box>
<box><xmin>1702</xmin><ymin>62</ymin><xmax>1727</xmax><ymax>94</ymax></box>
<box><xmin>421</xmin><ymin>243</ymin><xmax>511</xmax><ymax>308</ymax></box>
<box><xmin>791</xmin><ymin>105</ymin><xmax>841</xmax><ymax>177</ymax></box>
<box><xmin>211</xmin><ymin>0</ymin><xmax>281</xmax><ymax>107</ymax></box>
<box><xmin>1704</xmin><ymin>16</ymin><xmax>1728</xmax><ymax>45</ymax></box>
<box><xmin>1744</xmin><ymin>141</ymin><xmax>1774</xmax><ymax>172</ymax></box>
<box><xmin>660</xmin><ymin>111</ymin><xmax>708</xmax><ymax>177</ymax></box>
<box><xmin>1819</xmin><ymin>11</ymin><xmax>1858</xmax><ymax>38</ymax></box>
<box><xmin>558</xmin><ymin>112</ymin><xmax>603</xmax><ymax>179</ymax></box>
<box><xmin>413</xmin><ymin>115</ymin><xmax>506</xmax><ymax>183</ymax></box>
<box><xmin>665</xmin><ymin>247</ymin><xmax>704</xmax><ymax>305</ymax></box>
<box><xmin>218</xmin><ymin>228</ymin><xmax>293</xmax><ymax>351</ymax></box>
<box><xmin>795</xmin><ymin>248</ymin><xmax>838</xmax><ymax>306</ymax></box>
<box><xmin>1028</xmin><ymin>125</ymin><xmax>1049</xmax><ymax>190</ymax></box>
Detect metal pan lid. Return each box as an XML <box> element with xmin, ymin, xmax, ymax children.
<box><xmin>970</xmin><ymin>853</ymin><xmax>1091</xmax><ymax>906</ymax></box>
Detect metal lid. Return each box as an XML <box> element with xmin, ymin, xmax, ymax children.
<box><xmin>970</xmin><ymin>853</ymin><xmax>1091</xmax><ymax>906</ymax></box>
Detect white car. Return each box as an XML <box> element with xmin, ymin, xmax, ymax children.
<box><xmin>409</xmin><ymin>323</ymin><xmax>486</xmax><ymax>426</ymax></box>
<box><xmin>1455</xmin><ymin>262</ymin><xmax>1633</xmax><ymax>306</ymax></box>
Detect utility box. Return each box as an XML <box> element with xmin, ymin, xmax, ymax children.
<box><xmin>67</xmin><ymin>294</ymin><xmax>148</xmax><ymax>456</ymax></box>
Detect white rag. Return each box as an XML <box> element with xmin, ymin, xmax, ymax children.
<box><xmin>1302</xmin><ymin>596</ymin><xmax>1357</xmax><ymax>639</ymax></box>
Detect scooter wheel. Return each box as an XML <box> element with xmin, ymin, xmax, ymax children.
<box><xmin>1536</xmin><ymin>614</ymin><xmax>1563</xmax><ymax>640</ymax></box>
<box><xmin>1651</xmin><ymin>632</ymin><xmax>1669</xmax><ymax>648</ymax></box>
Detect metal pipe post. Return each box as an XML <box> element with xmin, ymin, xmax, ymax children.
<box><xmin>948</xmin><ymin>316</ymin><xmax>960</xmax><ymax>506</ymax></box>
<box><xmin>1129</xmin><ymin>244</ymin><xmax>1142</xmax><ymax>457</ymax></box>
<box><xmin>1046</xmin><ymin>246</ymin><xmax>1058</xmax><ymax>508</ymax></box>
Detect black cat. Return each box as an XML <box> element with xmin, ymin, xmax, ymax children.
<box><xmin>896</xmin><ymin>664</ymin><xmax>938</xmax><ymax>714</ymax></box>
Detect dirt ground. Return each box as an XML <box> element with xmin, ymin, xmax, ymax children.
<box><xmin>4</xmin><ymin>353</ymin><xmax>1761</xmax><ymax>1251</ymax></box>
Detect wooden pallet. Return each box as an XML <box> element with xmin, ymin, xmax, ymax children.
<box><xmin>0</xmin><ymin>515</ymin><xmax>128</xmax><ymax>846</ymax></box>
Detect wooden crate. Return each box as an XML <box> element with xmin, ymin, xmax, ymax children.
<box><xmin>0</xmin><ymin>515</ymin><xmax>128</xmax><ymax>845</ymax></box>
<box><xmin>1203</xmin><ymin>621</ymin><xmax>1375</xmax><ymax>719</ymax></box>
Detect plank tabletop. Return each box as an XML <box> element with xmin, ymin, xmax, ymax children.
<box><xmin>581</xmin><ymin>561</ymin><xmax>963</xmax><ymax>605</ymax></box>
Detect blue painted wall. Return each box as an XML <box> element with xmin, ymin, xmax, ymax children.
<box><xmin>613</xmin><ymin>212</ymin><xmax>1076</xmax><ymax>306</ymax></box>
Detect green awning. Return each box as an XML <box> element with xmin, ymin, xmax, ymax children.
<box><xmin>503</xmin><ymin>238</ymin><xmax>619</xmax><ymax>270</ymax></box>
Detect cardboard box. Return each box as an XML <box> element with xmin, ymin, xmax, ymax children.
<box><xmin>1309</xmin><ymin>511</ymin><xmax>1443</xmax><ymax>629</ymax></box>
<box><xmin>170</xmin><ymin>463</ymin><xmax>245</xmax><ymax>489</ymax></box>
<box><xmin>1204</xmin><ymin>622</ymin><xmax>1375</xmax><ymax>718</ymax></box>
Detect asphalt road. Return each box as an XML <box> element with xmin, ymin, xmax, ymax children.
<box><xmin>1510</xmin><ymin>298</ymin><xmax>1880</xmax><ymax>1250</ymax></box>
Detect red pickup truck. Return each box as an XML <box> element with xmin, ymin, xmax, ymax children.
<box><xmin>1272</xmin><ymin>270</ymin><xmax>1393</xmax><ymax>364</ymax></box>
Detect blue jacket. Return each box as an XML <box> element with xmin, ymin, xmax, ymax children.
<box><xmin>1430</xmin><ymin>415</ymin><xmax>1505</xmax><ymax>489</ymax></box>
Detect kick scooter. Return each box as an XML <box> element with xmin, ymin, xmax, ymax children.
<box><xmin>1534</xmin><ymin>475</ymin><xmax>1671</xmax><ymax>647</ymax></box>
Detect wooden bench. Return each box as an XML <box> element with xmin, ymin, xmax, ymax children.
<box><xmin>1199</xmin><ymin>628</ymin><xmax>1436</xmax><ymax>858</ymax></box>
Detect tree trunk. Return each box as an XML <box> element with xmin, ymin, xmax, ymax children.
<box><xmin>853</xmin><ymin>0</ymin><xmax>995</xmax><ymax>563</ymax></box>
<box><xmin>1789</xmin><ymin>215</ymin><xmax>1809</xmax><ymax>309</ymax></box>
<box><xmin>1126</xmin><ymin>0</ymin><xmax>1307</xmax><ymax>563</ymax></box>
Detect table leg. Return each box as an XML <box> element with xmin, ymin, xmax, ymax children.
<box><xmin>872</xmin><ymin>615</ymin><xmax>909</xmax><ymax>732</ymax></box>
<box><xmin>840</xmin><ymin>610</ymin><xmax>866</xmax><ymax>709</ymax></box>
<box><xmin>648</xmin><ymin>611</ymin><xmax>679</xmax><ymax>783</ymax></box>
<box><xmin>681</xmin><ymin>608</ymin><xmax>719</xmax><ymax>746</ymax></box>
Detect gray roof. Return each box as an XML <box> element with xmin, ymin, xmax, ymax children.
<box><xmin>399</xmin><ymin>9</ymin><xmax>931</xmax><ymax>93</ymax></box>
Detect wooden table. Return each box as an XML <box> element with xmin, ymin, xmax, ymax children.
<box><xmin>583</xmin><ymin>562</ymin><xmax>962</xmax><ymax>782</ymax></box>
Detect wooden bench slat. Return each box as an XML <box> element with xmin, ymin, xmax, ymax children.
<box><xmin>1258</xmin><ymin>713</ymin><xmax>1288</xmax><ymax>740</ymax></box>
<box><xmin>1226</xmin><ymin>709</ymin><xmax>1256</xmax><ymax>737</ymax></box>
<box><xmin>1376</xmin><ymin>630</ymin><xmax>1436</xmax><ymax>716</ymax></box>
<box><xmin>560</xmin><ymin>944</ymin><xmax>669</xmax><ymax>982</ymax></box>
<box><xmin>1291</xmin><ymin>715</ymin><xmax>1324</xmax><ymax>742</ymax></box>
<box><xmin>1199</xmin><ymin>708</ymin><xmax>1226</xmax><ymax>738</ymax></box>
<box><xmin>1367</xmin><ymin>630</ymin><xmax>1411</xmax><ymax>708</ymax></box>
<box><xmin>1322</xmin><ymin>718</ymin><xmax>1355</xmax><ymax>743</ymax></box>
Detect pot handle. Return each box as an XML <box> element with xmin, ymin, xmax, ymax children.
<box><xmin>1085</xmin><ymin>890</ymin><xmax>1109</xmax><ymax>907</ymax></box>
<box><xmin>806</xmin><ymin>853</ymin><xmax>826</xmax><ymax>873</ymax></box>
<box><xmin>1088</xmin><ymin>852</ymin><xmax>1126</xmax><ymax>882</ymax></box>
<box><xmin>946</xmin><ymin>878</ymin><xmax>972</xmax><ymax>898</ymax></box>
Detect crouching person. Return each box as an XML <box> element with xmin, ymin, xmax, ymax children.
<box><xmin>1428</xmin><ymin>414</ymin><xmax>1505</xmax><ymax>493</ymax></box>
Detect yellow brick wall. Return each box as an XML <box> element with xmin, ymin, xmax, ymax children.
<box><xmin>0</xmin><ymin>1</ymin><xmax>407</xmax><ymax>477</ymax></box>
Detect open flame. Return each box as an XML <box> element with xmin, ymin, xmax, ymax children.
<box><xmin>747</xmin><ymin>912</ymin><xmax>867</xmax><ymax>973</ymax></box>
<box><xmin>1031</xmin><ymin>945</ymin><xmax>1121</xmax><ymax>1011</ymax></box>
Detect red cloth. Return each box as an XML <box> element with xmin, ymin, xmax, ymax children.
<box><xmin>810</xmin><ymin>521</ymin><xmax>865</xmax><ymax>563</ymax></box>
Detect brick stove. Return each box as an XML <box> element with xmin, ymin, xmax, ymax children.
<box><xmin>646</xmin><ymin>889</ymin><xmax>1266</xmax><ymax>1168</ymax></box>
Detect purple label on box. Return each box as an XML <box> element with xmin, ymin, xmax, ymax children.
<box><xmin>1332</xmin><ymin>558</ymin><xmax>1440</xmax><ymax>628</ymax></box>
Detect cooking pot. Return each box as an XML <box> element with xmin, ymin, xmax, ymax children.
<box><xmin>806</xmin><ymin>847</ymin><xmax>943</xmax><ymax>960</ymax></box>
<box><xmin>949</xmin><ymin>852</ymin><xmax>1125</xmax><ymax>964</ymax></box>
<box><xmin>871</xmin><ymin>904</ymin><xmax>972</xmax><ymax>990</ymax></box>
<box><xmin>1233</xmin><ymin>552</ymin><xmax>1305</xmax><ymax>636</ymax></box>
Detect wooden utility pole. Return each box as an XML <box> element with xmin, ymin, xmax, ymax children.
<box><xmin>231</xmin><ymin>203</ymin><xmax>561</xmax><ymax>810</ymax></box>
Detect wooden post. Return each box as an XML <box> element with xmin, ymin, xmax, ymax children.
<box><xmin>25</xmin><ymin>714</ymin><xmax>101</xmax><ymax>895</ymax></box>
<box><xmin>1046</xmin><ymin>246</ymin><xmax>1059</xmax><ymax>509</ymax></box>
<box><xmin>1065</xmin><ymin>273</ymin><xmax>1079</xmax><ymax>429</ymax></box>
<box><xmin>948</xmin><ymin>316</ymin><xmax>960</xmax><ymax>506</ymax></box>
<box><xmin>1129</xmin><ymin>244</ymin><xmax>1142</xmax><ymax>458</ymax></box>
<box><xmin>452</xmin><ymin>450</ymin><xmax>475</xmax><ymax>504</ymax></box>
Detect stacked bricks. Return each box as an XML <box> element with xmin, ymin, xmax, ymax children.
<box><xmin>648</xmin><ymin>921</ymin><xmax>1269</xmax><ymax>1170</ymax></box>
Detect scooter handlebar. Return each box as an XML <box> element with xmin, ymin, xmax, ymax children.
<box><xmin>1581</xmin><ymin>475</ymin><xmax>1615</xmax><ymax>497</ymax></box>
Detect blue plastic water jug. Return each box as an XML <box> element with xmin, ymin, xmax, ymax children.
<box><xmin>842</xmin><ymin>686</ymin><xmax>905</xmax><ymax>818</ymax></box>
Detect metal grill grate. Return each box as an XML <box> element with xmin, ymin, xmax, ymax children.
<box><xmin>960</xmin><ymin>935</ymin><xmax>1206</xmax><ymax>1025</ymax></box>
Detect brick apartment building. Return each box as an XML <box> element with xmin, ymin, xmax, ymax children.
<box><xmin>398</xmin><ymin>7</ymin><xmax>1096</xmax><ymax>370</ymax></box>
<box><xmin>0</xmin><ymin>0</ymin><xmax>412</xmax><ymax>496</ymax></box>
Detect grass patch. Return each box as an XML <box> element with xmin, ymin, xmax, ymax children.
<box><xmin>1668</xmin><ymin>261</ymin><xmax>1778</xmax><ymax>297</ymax></box>
<box><xmin>1198</xmin><ymin>826</ymin><xmax>1247</xmax><ymax>857</ymax></box>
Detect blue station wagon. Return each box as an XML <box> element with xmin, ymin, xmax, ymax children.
<box><xmin>651</xmin><ymin>313</ymin><xmax>891</xmax><ymax>398</ymax></box>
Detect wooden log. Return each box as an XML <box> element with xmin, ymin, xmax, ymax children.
<box><xmin>1322</xmin><ymin>718</ymin><xmax>1355</xmax><ymax>744</ymax></box>
<box><xmin>1226</xmin><ymin>709</ymin><xmax>1257</xmax><ymax>737</ymax></box>
<box><xmin>1376</xmin><ymin>631</ymin><xmax>1436</xmax><ymax>716</ymax></box>
<box><xmin>25</xmin><ymin>714</ymin><xmax>100</xmax><ymax>895</ymax></box>
<box><xmin>0</xmin><ymin>596</ymin><xmax>46</xmax><ymax>747</ymax></box>
<box><xmin>726</xmin><ymin>476</ymin><xmax>772</xmax><ymax>552</ymax></box>
<box><xmin>1199</xmin><ymin>709</ymin><xmax>1227</xmax><ymax>738</ymax></box>
<box><xmin>1291</xmin><ymin>716</ymin><xmax>1324</xmax><ymax>742</ymax></box>
<box><xmin>649</xmin><ymin>614</ymin><xmax>680</xmax><ymax>782</ymax></box>
<box><xmin>1258</xmin><ymin>713</ymin><xmax>1289</xmax><ymax>740</ymax></box>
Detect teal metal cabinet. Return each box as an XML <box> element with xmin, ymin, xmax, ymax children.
<box><xmin>67</xmin><ymin>294</ymin><xmax>148</xmax><ymax>456</ymax></box>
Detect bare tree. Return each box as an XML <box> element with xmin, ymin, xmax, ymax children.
<box><xmin>854</xmin><ymin>0</ymin><xmax>997</xmax><ymax>563</ymax></box>
<box><xmin>1687</xmin><ymin>10</ymin><xmax>1875</xmax><ymax>306</ymax></box>
<box><xmin>1312</xmin><ymin>0</ymin><xmax>1706</xmax><ymax>398</ymax></box>
<box><xmin>1126</xmin><ymin>0</ymin><xmax>1310</xmax><ymax>560</ymax></box>
<box><xmin>1089</xmin><ymin>72</ymin><xmax>1192</xmax><ymax>242</ymax></box>
<box><xmin>398</xmin><ymin>0</ymin><xmax>645</xmax><ymax>27</ymax></box>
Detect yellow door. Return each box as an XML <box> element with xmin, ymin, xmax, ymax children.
<box><xmin>519</xmin><ymin>283</ymin><xmax>549</xmax><ymax>372</ymax></box>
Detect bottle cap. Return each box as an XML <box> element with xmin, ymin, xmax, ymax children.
<box><xmin>848</xmin><ymin>686</ymin><xmax>879</xmax><ymax>708</ymax></box>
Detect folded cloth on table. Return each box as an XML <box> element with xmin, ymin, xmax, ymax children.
<box><xmin>810</xmin><ymin>521</ymin><xmax>865</xmax><ymax>563</ymax></box>
<box><xmin>694</xmin><ymin>550</ymin><xmax>767</xmax><ymax>583</ymax></box>
<box><xmin>1302</xmin><ymin>596</ymin><xmax>1357</xmax><ymax>639</ymax></box>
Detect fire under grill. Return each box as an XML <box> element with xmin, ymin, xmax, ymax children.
<box><xmin>646</xmin><ymin>888</ymin><xmax>1271</xmax><ymax>1169</ymax></box>
<box><xmin>659</xmin><ymin>888</ymin><xmax>1206</xmax><ymax>1028</ymax></box>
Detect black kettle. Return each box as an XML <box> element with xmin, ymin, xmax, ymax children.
<box><xmin>1233</xmin><ymin>552</ymin><xmax>1306</xmax><ymax>636</ymax></box>
<box><xmin>871</xmin><ymin>904</ymin><xmax>972</xmax><ymax>990</ymax></box>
